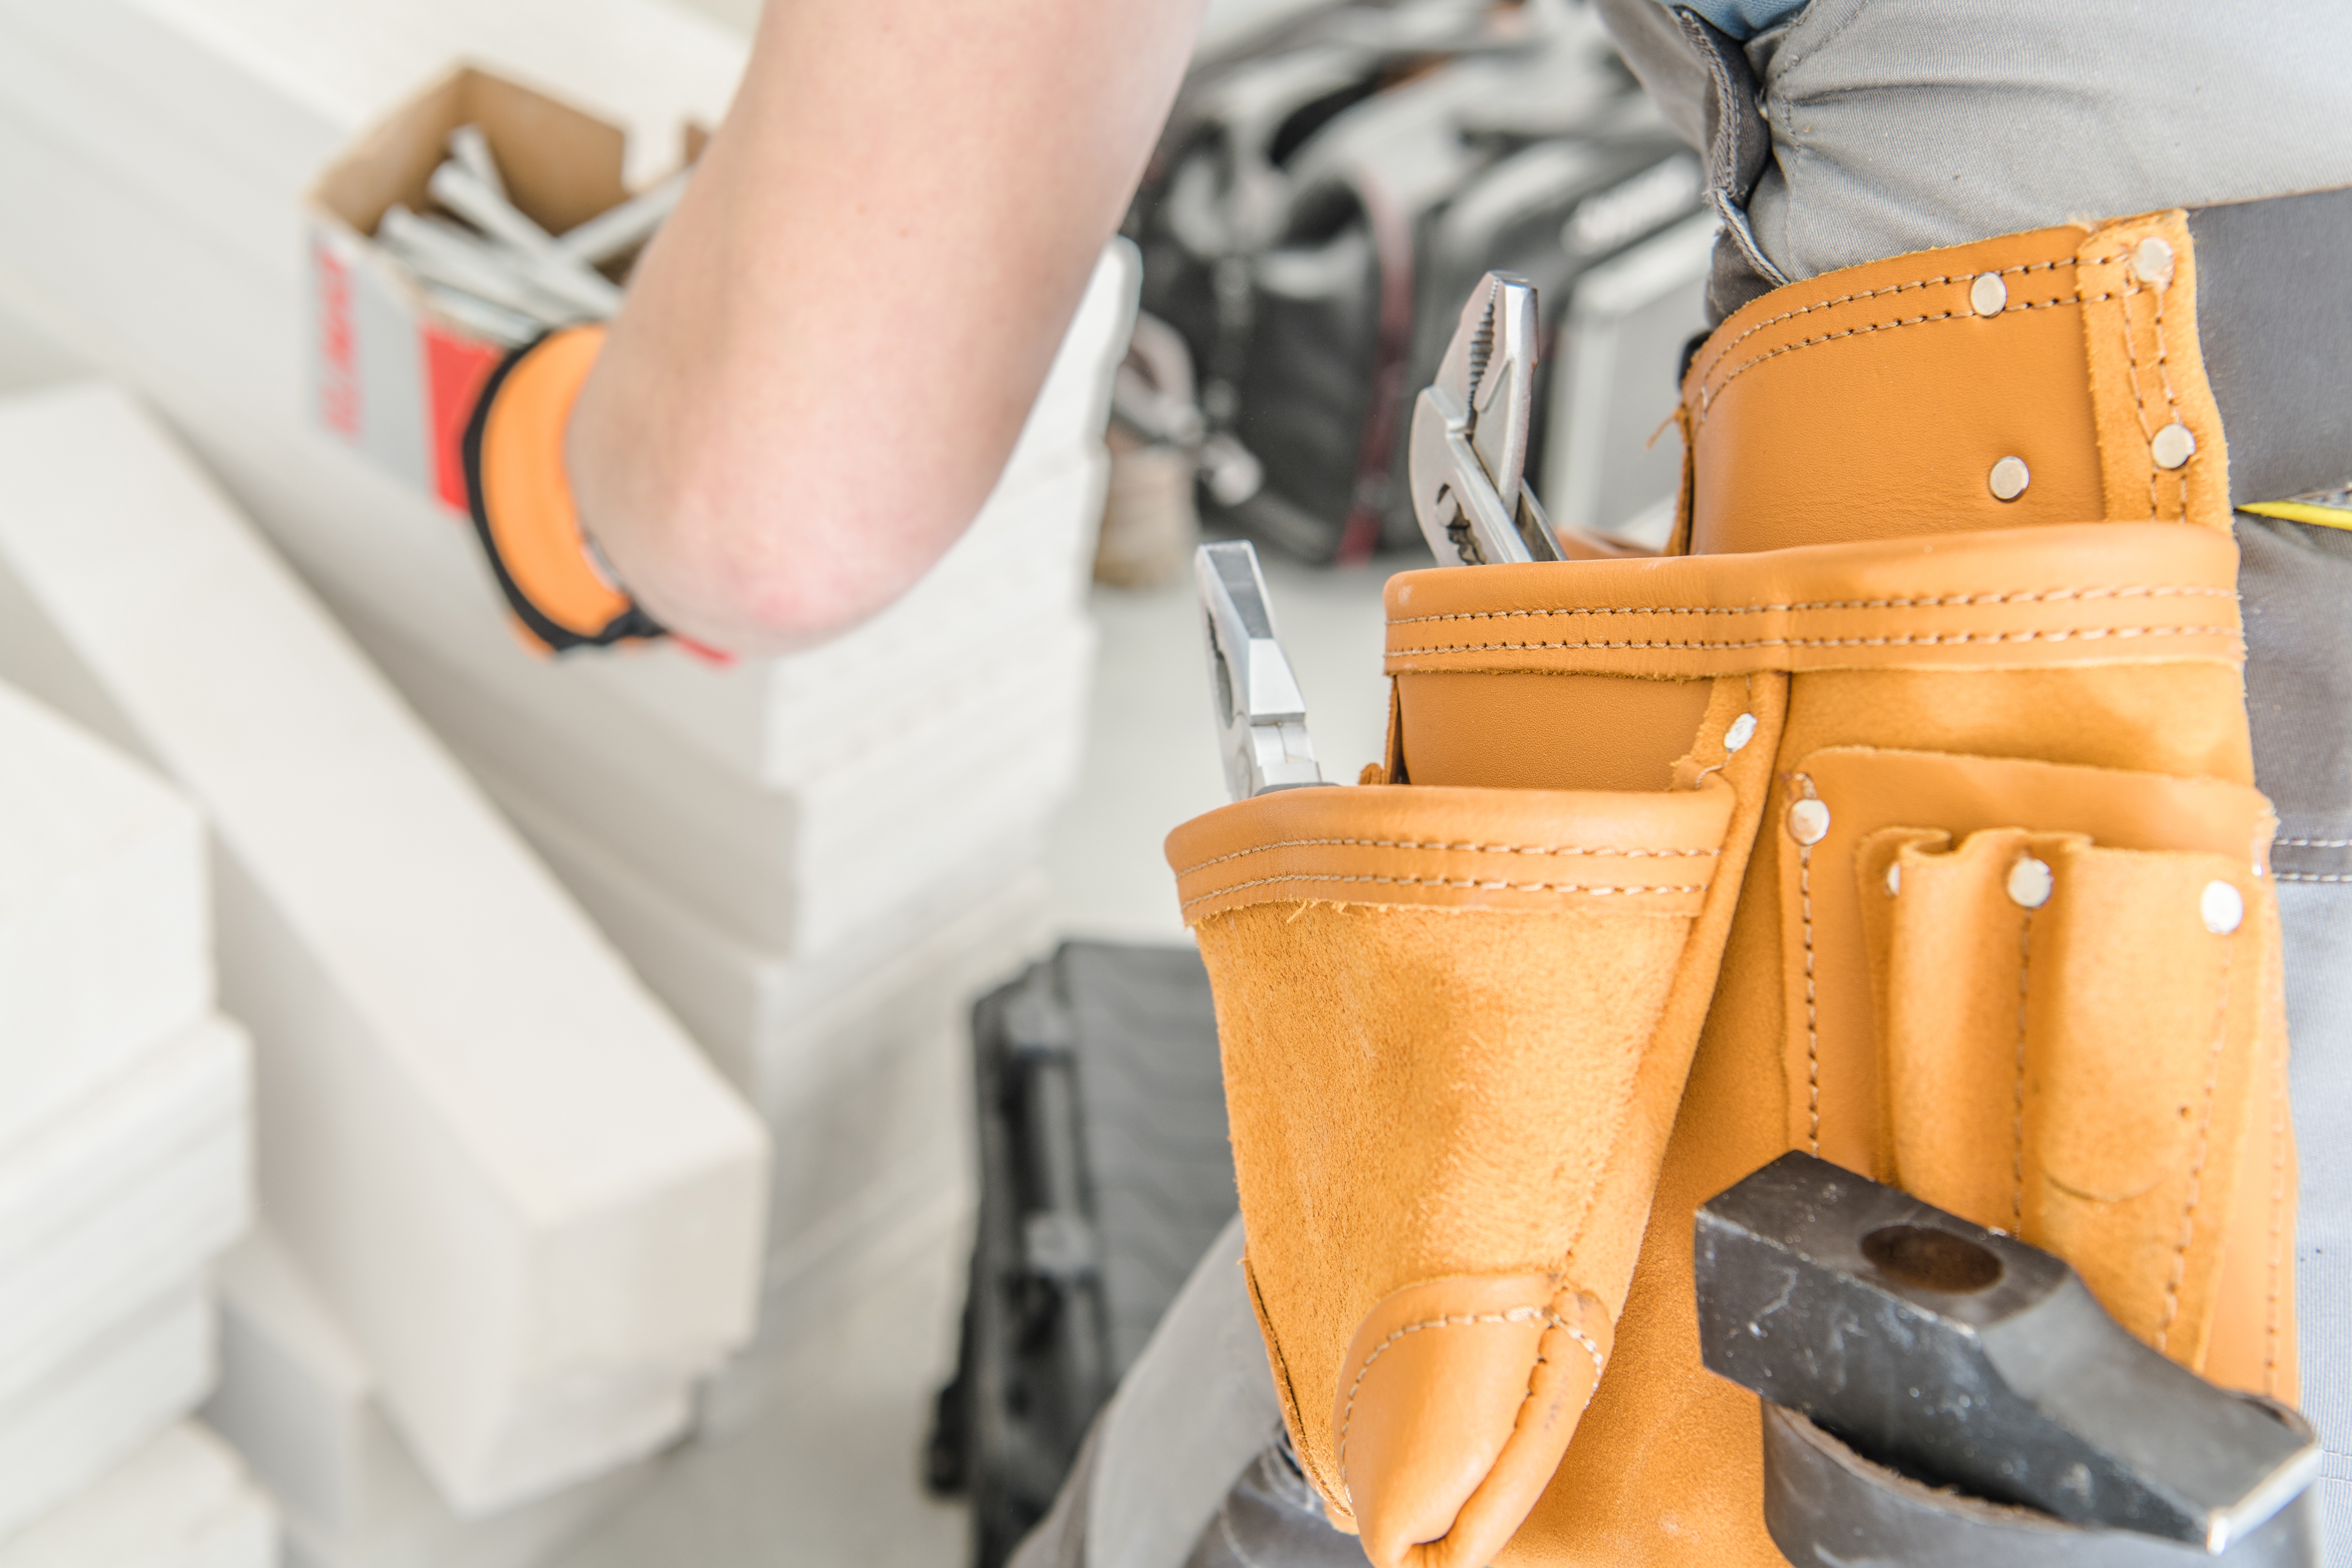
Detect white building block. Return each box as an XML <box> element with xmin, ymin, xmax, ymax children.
<box><xmin>0</xmin><ymin>0</ymin><xmax>1133</xmax><ymax>794</ymax></box>
<box><xmin>204</xmin><ymin>1233</ymin><xmax>370</xmax><ymax>1537</ymax></box>
<box><xmin>481</xmin><ymin>785</ymin><xmax>1043</xmax><ymax>1272</ymax></box>
<box><xmin>0</xmin><ymin>1288</ymin><xmax>213</xmax><ymax>1541</ymax></box>
<box><xmin>485</xmin><ymin>784</ymin><xmax>1049</xmax><ymax>1120</ymax></box>
<box><xmin>0</xmin><ymin>384</ymin><xmax>768</xmax><ymax>1514</ymax></box>
<box><xmin>357</xmin><ymin>604</ymin><xmax>1096</xmax><ymax>954</ymax></box>
<box><xmin>0</xmin><ymin>1017</ymin><xmax>249</xmax><ymax>1409</ymax></box>
<box><xmin>204</xmin><ymin>1232</ymin><xmax>647</xmax><ymax>1568</ymax></box>
<box><xmin>0</xmin><ymin>678</ymin><xmax>207</xmax><ymax>1152</ymax></box>
<box><xmin>0</xmin><ymin>1423</ymin><xmax>276</xmax><ymax>1568</ymax></box>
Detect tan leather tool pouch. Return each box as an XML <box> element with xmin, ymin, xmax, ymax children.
<box><xmin>1167</xmin><ymin>614</ymin><xmax>1780</xmax><ymax>1568</ymax></box>
<box><xmin>1171</xmin><ymin>513</ymin><xmax>2296</xmax><ymax>1568</ymax></box>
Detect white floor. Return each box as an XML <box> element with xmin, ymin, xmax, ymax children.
<box><xmin>548</xmin><ymin>1200</ymin><xmax>975</xmax><ymax>1568</ymax></box>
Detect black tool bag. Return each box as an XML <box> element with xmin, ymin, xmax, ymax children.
<box><xmin>926</xmin><ymin>942</ymin><xmax>1234</xmax><ymax>1568</ymax></box>
<box><xmin>1128</xmin><ymin>0</ymin><xmax>1710</xmax><ymax>563</ymax></box>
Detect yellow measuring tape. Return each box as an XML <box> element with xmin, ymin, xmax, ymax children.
<box><xmin>2242</xmin><ymin>500</ymin><xmax>2352</xmax><ymax>532</ymax></box>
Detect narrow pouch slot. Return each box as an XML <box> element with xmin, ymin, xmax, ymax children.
<box><xmin>1873</xmin><ymin>828</ymin><xmax>2282</xmax><ymax>1372</ymax></box>
<box><xmin>1166</xmin><ymin>751</ymin><xmax>1767</xmax><ymax>1568</ymax></box>
<box><xmin>1777</xmin><ymin>748</ymin><xmax>2275</xmax><ymax>1178</ymax></box>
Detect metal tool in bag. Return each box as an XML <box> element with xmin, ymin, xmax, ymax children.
<box><xmin>1409</xmin><ymin>271</ymin><xmax>1565</xmax><ymax>566</ymax></box>
<box><xmin>1196</xmin><ymin>541</ymin><xmax>1323</xmax><ymax>801</ymax></box>
<box><xmin>1697</xmin><ymin>1154</ymin><xmax>2321</xmax><ymax>1566</ymax></box>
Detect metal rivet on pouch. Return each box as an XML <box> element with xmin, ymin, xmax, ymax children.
<box><xmin>2008</xmin><ymin>856</ymin><xmax>2054</xmax><ymax>909</ymax></box>
<box><xmin>2133</xmin><ymin>236</ymin><xmax>2176</xmax><ymax>287</ymax></box>
<box><xmin>1724</xmin><ymin>712</ymin><xmax>1758</xmax><ymax>753</ymax></box>
<box><xmin>2151</xmin><ymin>422</ymin><xmax>2197</xmax><ymax>470</ymax></box>
<box><xmin>2202</xmin><ymin>880</ymin><xmax>2246</xmax><ymax>935</ymax></box>
<box><xmin>1970</xmin><ymin>272</ymin><xmax>2007</xmax><ymax>317</ymax></box>
<box><xmin>1788</xmin><ymin>798</ymin><xmax>1830</xmax><ymax>846</ymax></box>
<box><xmin>1885</xmin><ymin>862</ymin><xmax>1902</xmax><ymax>896</ymax></box>
<box><xmin>1989</xmin><ymin>455</ymin><xmax>2031</xmax><ymax>501</ymax></box>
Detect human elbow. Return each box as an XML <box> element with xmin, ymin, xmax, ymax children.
<box><xmin>650</xmin><ymin>452</ymin><xmax>984</xmax><ymax>655</ymax></box>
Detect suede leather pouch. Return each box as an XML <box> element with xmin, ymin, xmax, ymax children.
<box><xmin>1168</xmin><ymin>708</ymin><xmax>1776</xmax><ymax>1568</ymax></box>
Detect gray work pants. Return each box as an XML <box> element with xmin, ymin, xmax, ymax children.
<box><xmin>1024</xmin><ymin>5</ymin><xmax>2352</xmax><ymax>1563</ymax></box>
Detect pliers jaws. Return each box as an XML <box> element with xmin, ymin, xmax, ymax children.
<box><xmin>1408</xmin><ymin>271</ymin><xmax>1565</xmax><ymax>566</ymax></box>
<box><xmin>1197</xmin><ymin>541</ymin><xmax>1324</xmax><ymax>803</ymax></box>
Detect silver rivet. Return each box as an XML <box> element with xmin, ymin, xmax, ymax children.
<box><xmin>1724</xmin><ymin>712</ymin><xmax>1758</xmax><ymax>754</ymax></box>
<box><xmin>1989</xmin><ymin>455</ymin><xmax>2031</xmax><ymax>501</ymax></box>
<box><xmin>2133</xmin><ymin>236</ymin><xmax>2175</xmax><ymax>287</ymax></box>
<box><xmin>1788</xmin><ymin>798</ymin><xmax>1830</xmax><ymax>846</ymax></box>
<box><xmin>2007</xmin><ymin>856</ymin><xmax>2054</xmax><ymax>909</ymax></box>
<box><xmin>2201</xmin><ymin>880</ymin><xmax>2245</xmax><ymax>935</ymax></box>
<box><xmin>1970</xmin><ymin>272</ymin><xmax>2008</xmax><ymax>317</ymax></box>
<box><xmin>2151</xmin><ymin>422</ymin><xmax>2196</xmax><ymax>470</ymax></box>
<box><xmin>1885</xmin><ymin>862</ymin><xmax>1902</xmax><ymax>896</ymax></box>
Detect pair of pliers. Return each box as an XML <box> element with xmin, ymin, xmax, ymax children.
<box><xmin>1196</xmin><ymin>541</ymin><xmax>1324</xmax><ymax>802</ymax></box>
<box><xmin>1407</xmin><ymin>271</ymin><xmax>1566</xmax><ymax>566</ymax></box>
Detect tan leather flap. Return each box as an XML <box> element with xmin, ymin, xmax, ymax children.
<box><xmin>1675</xmin><ymin>212</ymin><xmax>2233</xmax><ymax>554</ymax></box>
<box><xmin>1384</xmin><ymin>523</ymin><xmax>2241</xmax><ymax>680</ymax></box>
<box><xmin>1167</xmin><ymin>781</ymin><xmax>1735</xmax><ymax>924</ymax></box>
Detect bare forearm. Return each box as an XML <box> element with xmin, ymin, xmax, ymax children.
<box><xmin>565</xmin><ymin>0</ymin><xmax>1200</xmax><ymax>654</ymax></box>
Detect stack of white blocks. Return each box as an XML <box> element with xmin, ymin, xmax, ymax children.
<box><xmin>0</xmin><ymin>383</ymin><xmax>771</xmax><ymax>1565</ymax></box>
<box><xmin>0</xmin><ymin>677</ymin><xmax>271</xmax><ymax>1565</ymax></box>
<box><xmin>0</xmin><ymin>0</ymin><xmax>1130</xmax><ymax>1554</ymax></box>
<box><xmin>205</xmin><ymin>1231</ymin><xmax>650</xmax><ymax>1568</ymax></box>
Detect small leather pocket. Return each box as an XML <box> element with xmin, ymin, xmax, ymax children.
<box><xmin>1869</xmin><ymin>826</ymin><xmax>2280</xmax><ymax>1367</ymax></box>
<box><xmin>1168</xmin><ymin>736</ymin><xmax>1768</xmax><ymax>1568</ymax></box>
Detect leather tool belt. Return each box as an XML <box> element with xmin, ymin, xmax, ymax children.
<box><xmin>1164</xmin><ymin>193</ymin><xmax>2344</xmax><ymax>1568</ymax></box>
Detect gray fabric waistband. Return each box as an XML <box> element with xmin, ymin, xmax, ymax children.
<box><xmin>2187</xmin><ymin>189</ymin><xmax>2352</xmax><ymax>508</ymax></box>
<box><xmin>1595</xmin><ymin>0</ymin><xmax>2352</xmax><ymax>504</ymax></box>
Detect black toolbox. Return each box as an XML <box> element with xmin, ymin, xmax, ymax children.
<box><xmin>928</xmin><ymin>941</ymin><xmax>1236</xmax><ymax>1568</ymax></box>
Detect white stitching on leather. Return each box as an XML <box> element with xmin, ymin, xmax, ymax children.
<box><xmin>1387</xmin><ymin>625</ymin><xmax>2237</xmax><ymax>658</ymax></box>
<box><xmin>1181</xmin><ymin>872</ymin><xmax>1708</xmax><ymax>912</ymax></box>
<box><xmin>1385</xmin><ymin>586</ymin><xmax>2235</xmax><ymax>628</ymax></box>
<box><xmin>2119</xmin><ymin>272</ymin><xmax>2161</xmax><ymax>518</ymax></box>
<box><xmin>1334</xmin><ymin>1308</ymin><xmax>1607</xmax><ymax>1500</ymax></box>
<box><xmin>2161</xmin><ymin>944</ymin><xmax>2235</xmax><ymax>1355</ymax></box>
<box><xmin>1689</xmin><ymin>248</ymin><xmax>2136</xmax><ymax>422</ymax></box>
<box><xmin>1171</xmin><ymin>838</ymin><xmax>1724</xmax><ymax>879</ymax></box>
<box><xmin>1794</xmin><ymin>780</ymin><xmax>1820</xmax><ymax>1156</ymax></box>
<box><xmin>2014</xmin><ymin>909</ymin><xmax>2034</xmax><ymax>1228</ymax></box>
<box><xmin>1687</xmin><ymin>255</ymin><xmax>2087</xmax><ymax>390</ymax></box>
<box><xmin>2146</xmin><ymin>265</ymin><xmax>2187</xmax><ymax>521</ymax></box>
<box><xmin>2275</xmin><ymin>837</ymin><xmax>2352</xmax><ymax>848</ymax></box>
<box><xmin>1696</xmin><ymin>295</ymin><xmax>2103</xmax><ymax>425</ymax></box>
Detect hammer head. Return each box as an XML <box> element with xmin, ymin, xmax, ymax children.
<box><xmin>1695</xmin><ymin>1154</ymin><xmax>2317</xmax><ymax>1552</ymax></box>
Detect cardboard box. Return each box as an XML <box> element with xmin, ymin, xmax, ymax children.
<box><xmin>306</xmin><ymin>66</ymin><xmax>693</xmax><ymax>511</ymax></box>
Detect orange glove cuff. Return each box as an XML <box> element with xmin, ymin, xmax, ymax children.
<box><xmin>461</xmin><ymin>324</ymin><xmax>664</xmax><ymax>653</ymax></box>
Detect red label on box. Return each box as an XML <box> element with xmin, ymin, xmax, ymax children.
<box><xmin>316</xmin><ymin>241</ymin><xmax>361</xmax><ymax>438</ymax></box>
